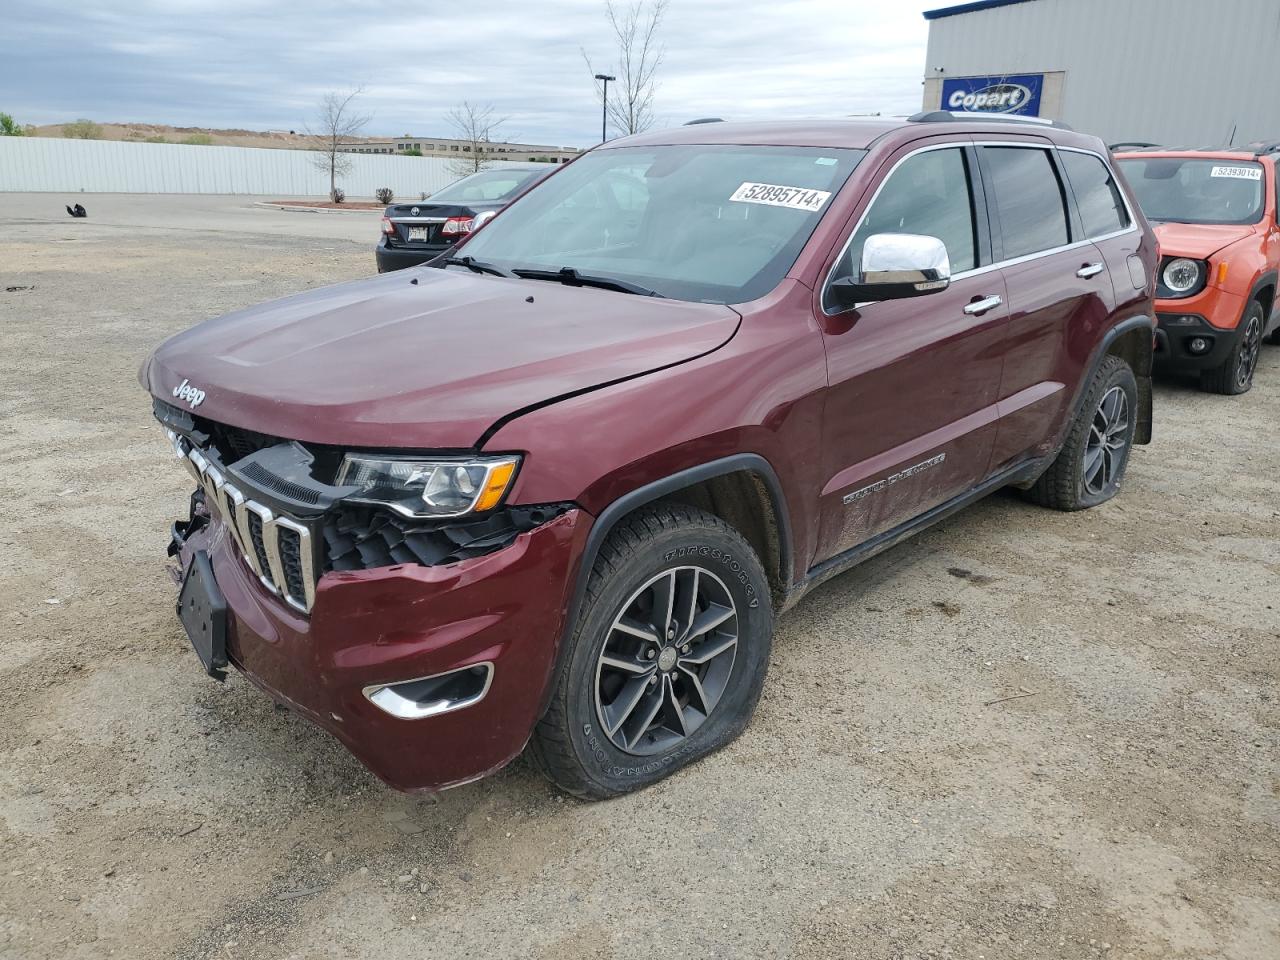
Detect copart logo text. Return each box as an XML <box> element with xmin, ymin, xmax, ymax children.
<box><xmin>172</xmin><ymin>378</ymin><xmax>206</xmax><ymax>409</ymax></box>
<box><xmin>948</xmin><ymin>83</ymin><xmax>1032</xmax><ymax>114</ymax></box>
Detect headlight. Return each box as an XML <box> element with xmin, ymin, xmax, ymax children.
<box><xmin>1162</xmin><ymin>258</ymin><xmax>1203</xmax><ymax>295</ymax></box>
<box><xmin>336</xmin><ymin>454</ymin><xmax>520</xmax><ymax>518</ymax></box>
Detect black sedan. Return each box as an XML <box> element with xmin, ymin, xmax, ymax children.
<box><xmin>375</xmin><ymin>167</ymin><xmax>553</xmax><ymax>272</ymax></box>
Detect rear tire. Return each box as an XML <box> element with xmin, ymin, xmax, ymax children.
<box><xmin>529</xmin><ymin>504</ymin><xmax>773</xmax><ymax>799</ymax></box>
<box><xmin>1023</xmin><ymin>355</ymin><xmax>1138</xmax><ymax>512</ymax></box>
<box><xmin>1202</xmin><ymin>300</ymin><xmax>1263</xmax><ymax>395</ymax></box>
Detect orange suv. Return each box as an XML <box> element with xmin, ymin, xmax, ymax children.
<box><xmin>1115</xmin><ymin>144</ymin><xmax>1280</xmax><ymax>394</ymax></box>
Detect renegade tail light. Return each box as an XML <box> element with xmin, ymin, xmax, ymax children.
<box><xmin>336</xmin><ymin>454</ymin><xmax>521</xmax><ymax>518</ymax></box>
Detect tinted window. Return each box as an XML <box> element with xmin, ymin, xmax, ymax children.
<box><xmin>1114</xmin><ymin>157</ymin><xmax>1265</xmax><ymax>226</ymax></box>
<box><xmin>982</xmin><ymin>147</ymin><xmax>1070</xmax><ymax>259</ymax></box>
<box><xmin>1060</xmin><ymin>150</ymin><xmax>1129</xmax><ymax>237</ymax></box>
<box><xmin>830</xmin><ymin>147</ymin><xmax>977</xmax><ymax>300</ymax></box>
<box><xmin>459</xmin><ymin>144</ymin><xmax>865</xmax><ymax>304</ymax></box>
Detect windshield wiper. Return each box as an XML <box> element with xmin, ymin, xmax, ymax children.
<box><xmin>438</xmin><ymin>255</ymin><xmax>511</xmax><ymax>277</ymax></box>
<box><xmin>512</xmin><ymin>266</ymin><xmax>664</xmax><ymax>298</ymax></box>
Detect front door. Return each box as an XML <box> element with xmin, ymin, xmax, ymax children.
<box><xmin>814</xmin><ymin>142</ymin><xmax>1008</xmax><ymax>563</ymax></box>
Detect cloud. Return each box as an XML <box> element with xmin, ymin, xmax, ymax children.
<box><xmin>1</xmin><ymin>0</ymin><xmax>931</xmax><ymax>146</ymax></box>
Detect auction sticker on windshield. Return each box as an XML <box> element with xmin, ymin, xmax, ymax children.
<box><xmin>730</xmin><ymin>182</ymin><xmax>832</xmax><ymax>212</ymax></box>
<box><xmin>1211</xmin><ymin>165</ymin><xmax>1262</xmax><ymax>180</ymax></box>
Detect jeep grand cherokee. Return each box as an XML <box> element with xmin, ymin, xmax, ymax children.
<box><xmin>144</xmin><ymin>114</ymin><xmax>1157</xmax><ymax>798</ymax></box>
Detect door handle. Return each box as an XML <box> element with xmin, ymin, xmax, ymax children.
<box><xmin>1076</xmin><ymin>262</ymin><xmax>1105</xmax><ymax>279</ymax></box>
<box><xmin>963</xmin><ymin>295</ymin><xmax>1003</xmax><ymax>316</ymax></box>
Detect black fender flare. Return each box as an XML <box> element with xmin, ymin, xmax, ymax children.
<box><xmin>1247</xmin><ymin>270</ymin><xmax>1278</xmax><ymax>334</ymax></box>
<box><xmin>539</xmin><ymin>453</ymin><xmax>793</xmax><ymax>716</ymax></box>
<box><xmin>1057</xmin><ymin>313</ymin><xmax>1155</xmax><ymax>457</ymax></box>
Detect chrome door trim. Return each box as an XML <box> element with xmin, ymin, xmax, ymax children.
<box><xmin>820</xmin><ymin>140</ymin><xmax>1140</xmax><ymax>315</ymax></box>
<box><xmin>963</xmin><ymin>295</ymin><xmax>1003</xmax><ymax>315</ymax></box>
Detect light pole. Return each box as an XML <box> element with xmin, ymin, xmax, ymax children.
<box><xmin>594</xmin><ymin>73</ymin><xmax>615</xmax><ymax>143</ymax></box>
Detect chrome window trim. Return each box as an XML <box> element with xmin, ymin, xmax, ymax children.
<box><xmin>820</xmin><ymin>140</ymin><xmax>1140</xmax><ymax>315</ymax></box>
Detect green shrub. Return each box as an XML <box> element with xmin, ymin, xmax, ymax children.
<box><xmin>0</xmin><ymin>113</ymin><xmax>25</xmax><ymax>136</ymax></box>
<box><xmin>181</xmin><ymin>133</ymin><xmax>214</xmax><ymax>146</ymax></box>
<box><xmin>145</xmin><ymin>135</ymin><xmax>168</xmax><ymax>144</ymax></box>
<box><xmin>402</xmin><ymin>148</ymin><xmax>422</xmax><ymax>157</ymax></box>
<box><xmin>375</xmin><ymin>187</ymin><xmax>394</xmax><ymax>203</ymax></box>
<box><xmin>62</xmin><ymin>119</ymin><xmax>104</xmax><ymax>139</ymax></box>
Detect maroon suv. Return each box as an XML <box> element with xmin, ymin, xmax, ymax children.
<box><xmin>144</xmin><ymin>114</ymin><xmax>1157</xmax><ymax>798</ymax></box>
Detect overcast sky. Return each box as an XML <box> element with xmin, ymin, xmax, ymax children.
<box><xmin>3</xmin><ymin>0</ymin><xmax>935</xmax><ymax>147</ymax></box>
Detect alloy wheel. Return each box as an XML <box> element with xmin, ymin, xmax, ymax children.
<box><xmin>1236</xmin><ymin>314</ymin><xmax>1262</xmax><ymax>390</ymax></box>
<box><xmin>594</xmin><ymin>565</ymin><xmax>739</xmax><ymax>756</ymax></box>
<box><xmin>1083</xmin><ymin>385</ymin><xmax>1129</xmax><ymax>496</ymax></box>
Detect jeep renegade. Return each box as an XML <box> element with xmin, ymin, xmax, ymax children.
<box><xmin>1115</xmin><ymin>143</ymin><xmax>1280</xmax><ymax>394</ymax></box>
<box><xmin>144</xmin><ymin>114</ymin><xmax>1157</xmax><ymax>799</ymax></box>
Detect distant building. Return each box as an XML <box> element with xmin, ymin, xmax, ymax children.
<box><xmin>921</xmin><ymin>0</ymin><xmax>1280</xmax><ymax>146</ymax></box>
<box><xmin>341</xmin><ymin>136</ymin><xmax>579</xmax><ymax>163</ymax></box>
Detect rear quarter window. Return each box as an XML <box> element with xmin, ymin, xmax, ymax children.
<box><xmin>1060</xmin><ymin>150</ymin><xmax>1130</xmax><ymax>238</ymax></box>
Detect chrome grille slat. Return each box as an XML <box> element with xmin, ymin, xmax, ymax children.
<box><xmin>174</xmin><ymin>440</ymin><xmax>317</xmax><ymax>614</ymax></box>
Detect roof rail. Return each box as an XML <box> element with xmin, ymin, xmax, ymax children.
<box><xmin>1245</xmin><ymin>140</ymin><xmax>1280</xmax><ymax>156</ymax></box>
<box><xmin>684</xmin><ymin>117</ymin><xmax>725</xmax><ymax>125</ymax></box>
<box><xmin>908</xmin><ymin>110</ymin><xmax>1072</xmax><ymax>130</ymax></box>
<box><xmin>1108</xmin><ymin>141</ymin><xmax>1160</xmax><ymax>152</ymax></box>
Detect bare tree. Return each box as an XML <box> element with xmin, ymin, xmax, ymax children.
<box><xmin>583</xmin><ymin>0</ymin><xmax>667</xmax><ymax>139</ymax></box>
<box><xmin>308</xmin><ymin>89</ymin><xmax>371</xmax><ymax>201</ymax></box>
<box><xmin>444</xmin><ymin>101</ymin><xmax>509</xmax><ymax>176</ymax></box>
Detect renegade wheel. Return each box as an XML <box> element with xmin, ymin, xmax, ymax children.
<box><xmin>529</xmin><ymin>504</ymin><xmax>772</xmax><ymax>799</ymax></box>
<box><xmin>1023</xmin><ymin>355</ymin><xmax>1138</xmax><ymax>511</ymax></box>
<box><xmin>1202</xmin><ymin>301</ymin><xmax>1263</xmax><ymax>395</ymax></box>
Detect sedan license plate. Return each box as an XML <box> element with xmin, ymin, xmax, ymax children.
<box><xmin>407</xmin><ymin>226</ymin><xmax>430</xmax><ymax>241</ymax></box>
<box><xmin>178</xmin><ymin>550</ymin><xmax>229</xmax><ymax>680</ymax></box>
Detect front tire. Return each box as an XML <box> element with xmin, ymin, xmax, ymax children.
<box><xmin>1024</xmin><ymin>355</ymin><xmax>1138</xmax><ymax>511</ymax></box>
<box><xmin>1202</xmin><ymin>300</ymin><xmax>1263</xmax><ymax>395</ymax></box>
<box><xmin>529</xmin><ymin>504</ymin><xmax>773</xmax><ymax>799</ymax></box>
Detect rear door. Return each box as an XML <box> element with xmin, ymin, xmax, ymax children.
<box><xmin>813</xmin><ymin>140</ymin><xmax>1008</xmax><ymax>562</ymax></box>
<box><xmin>978</xmin><ymin>142</ymin><xmax>1122</xmax><ymax>470</ymax></box>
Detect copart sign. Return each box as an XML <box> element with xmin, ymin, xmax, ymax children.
<box><xmin>941</xmin><ymin>73</ymin><xmax>1045</xmax><ymax>116</ymax></box>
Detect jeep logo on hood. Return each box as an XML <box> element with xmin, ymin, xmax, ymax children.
<box><xmin>172</xmin><ymin>378</ymin><xmax>206</xmax><ymax>409</ymax></box>
<box><xmin>948</xmin><ymin>82</ymin><xmax>1032</xmax><ymax>114</ymax></box>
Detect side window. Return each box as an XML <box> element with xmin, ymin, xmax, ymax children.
<box><xmin>1060</xmin><ymin>150</ymin><xmax>1130</xmax><ymax>238</ymax></box>
<box><xmin>981</xmin><ymin>147</ymin><xmax>1070</xmax><ymax>260</ymax></box>
<box><xmin>829</xmin><ymin>147</ymin><xmax>977</xmax><ymax>305</ymax></box>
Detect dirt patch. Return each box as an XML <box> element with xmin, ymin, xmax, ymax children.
<box><xmin>0</xmin><ymin>204</ymin><xmax>1277</xmax><ymax>959</ymax></box>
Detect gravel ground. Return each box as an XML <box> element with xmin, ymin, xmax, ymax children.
<box><xmin>1</xmin><ymin>196</ymin><xmax>1277</xmax><ymax>960</ymax></box>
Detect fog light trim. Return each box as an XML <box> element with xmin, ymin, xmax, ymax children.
<box><xmin>363</xmin><ymin>662</ymin><xmax>495</xmax><ymax>720</ymax></box>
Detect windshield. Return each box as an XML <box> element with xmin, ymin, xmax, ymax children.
<box><xmin>430</xmin><ymin>168</ymin><xmax>544</xmax><ymax>203</ymax></box>
<box><xmin>456</xmin><ymin>143</ymin><xmax>865</xmax><ymax>303</ymax></box>
<box><xmin>1117</xmin><ymin>157</ymin><xmax>1265</xmax><ymax>225</ymax></box>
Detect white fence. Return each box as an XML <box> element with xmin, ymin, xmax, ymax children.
<box><xmin>0</xmin><ymin>136</ymin><xmax>543</xmax><ymax>197</ymax></box>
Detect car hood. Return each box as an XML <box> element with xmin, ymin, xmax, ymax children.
<box><xmin>145</xmin><ymin>268</ymin><xmax>740</xmax><ymax>449</ymax></box>
<box><xmin>1152</xmin><ymin>222</ymin><xmax>1259</xmax><ymax>259</ymax></box>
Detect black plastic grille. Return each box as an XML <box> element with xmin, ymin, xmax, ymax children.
<box><xmin>323</xmin><ymin>503</ymin><xmax>573</xmax><ymax>573</ymax></box>
<box><xmin>277</xmin><ymin>527</ymin><xmax>307</xmax><ymax>602</ymax></box>
<box><xmin>240</xmin><ymin>461</ymin><xmax>322</xmax><ymax>505</ymax></box>
<box><xmin>246</xmin><ymin>511</ymin><xmax>272</xmax><ymax>579</ymax></box>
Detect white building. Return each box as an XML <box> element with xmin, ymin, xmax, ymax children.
<box><xmin>921</xmin><ymin>0</ymin><xmax>1280</xmax><ymax>147</ymax></box>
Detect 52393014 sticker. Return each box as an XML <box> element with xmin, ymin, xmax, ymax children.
<box><xmin>1210</xmin><ymin>165</ymin><xmax>1262</xmax><ymax>181</ymax></box>
<box><xmin>730</xmin><ymin>182</ymin><xmax>832</xmax><ymax>212</ymax></box>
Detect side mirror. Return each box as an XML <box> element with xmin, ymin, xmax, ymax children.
<box><xmin>828</xmin><ymin>233</ymin><xmax>952</xmax><ymax>309</ymax></box>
